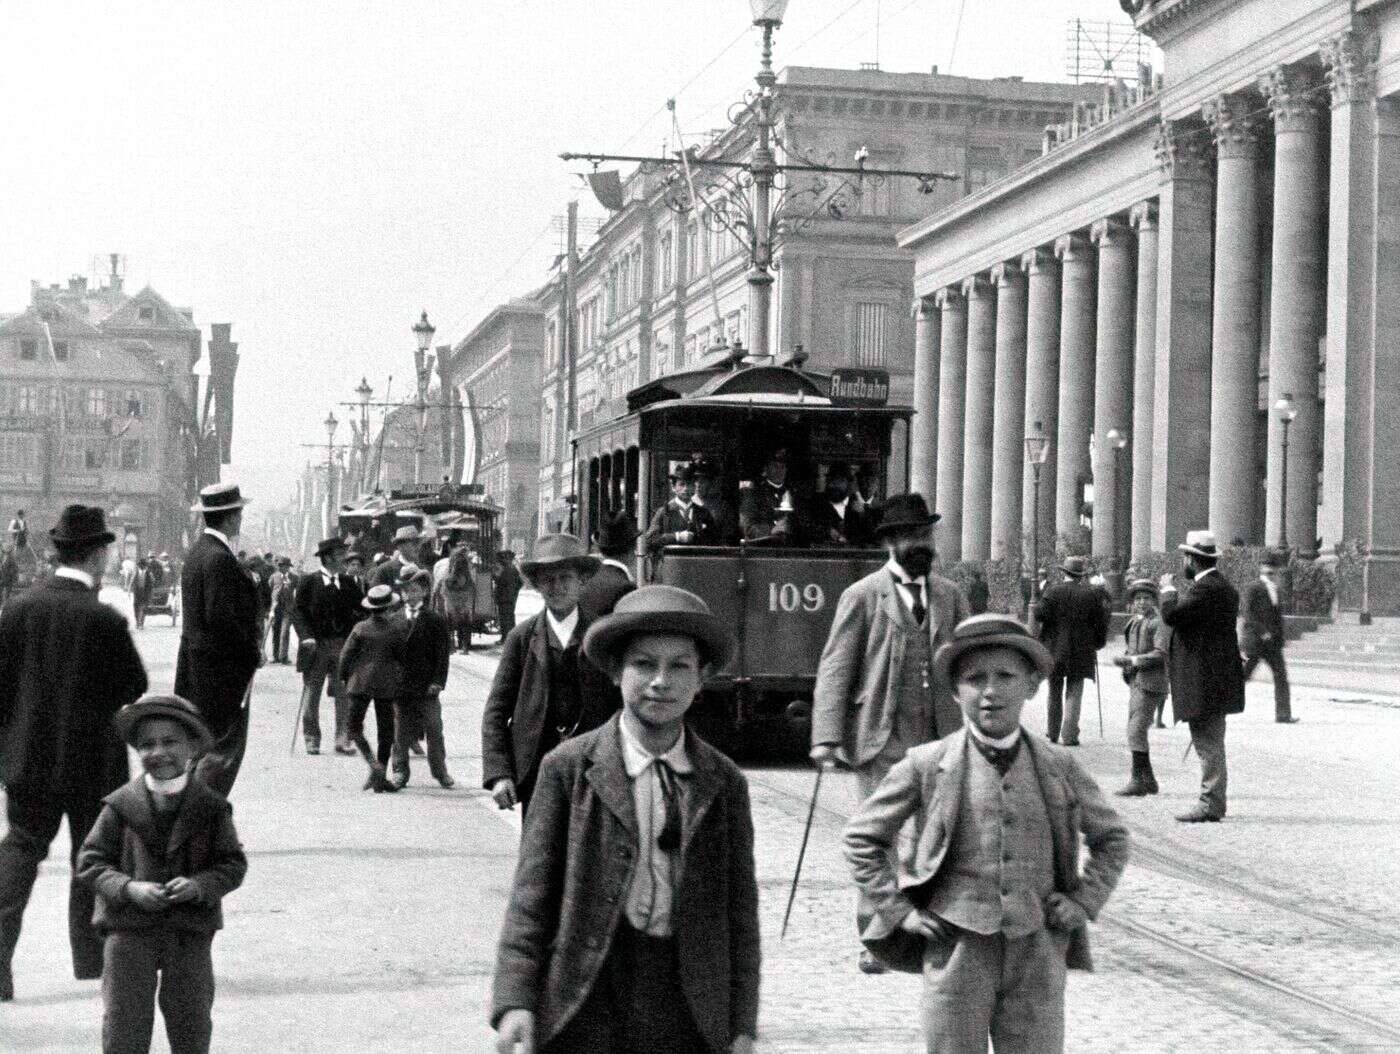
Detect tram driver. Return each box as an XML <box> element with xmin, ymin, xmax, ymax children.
<box><xmin>739</xmin><ymin>446</ymin><xmax>799</xmax><ymax>543</ymax></box>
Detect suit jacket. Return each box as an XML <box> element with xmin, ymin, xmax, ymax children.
<box><xmin>291</xmin><ymin>571</ymin><xmax>364</xmax><ymax>642</ymax></box>
<box><xmin>480</xmin><ymin>611</ymin><xmax>619</xmax><ymax>789</ymax></box>
<box><xmin>1240</xmin><ymin>580</ymin><xmax>1285</xmax><ymax>657</ymax></box>
<box><xmin>1160</xmin><ymin>570</ymin><xmax>1246</xmax><ymax>723</ymax></box>
<box><xmin>400</xmin><ymin>607</ymin><xmax>451</xmax><ymax>697</ymax></box>
<box><xmin>578</xmin><ymin>562</ymin><xmax>635</xmax><ymax>620</ymax></box>
<box><xmin>644</xmin><ymin>500</ymin><xmax>717</xmax><ymax>552</ymax></box>
<box><xmin>1035</xmin><ymin>579</ymin><xmax>1110</xmax><ymax>679</ymax></box>
<box><xmin>0</xmin><ymin>577</ymin><xmax>147</xmax><ymax>800</ymax></box>
<box><xmin>738</xmin><ymin>480</ymin><xmax>793</xmax><ymax>541</ymax></box>
<box><xmin>806</xmin><ymin>498</ymin><xmax>873</xmax><ymax>547</ymax></box>
<box><xmin>811</xmin><ymin>568</ymin><xmax>970</xmax><ymax>767</ymax></box>
<box><xmin>491</xmin><ymin>715</ymin><xmax>760</xmax><ymax>1051</ymax></box>
<box><xmin>1122</xmin><ymin>614</ymin><xmax>1170</xmax><ymax>695</ymax></box>
<box><xmin>338</xmin><ymin>614</ymin><xmax>410</xmax><ymax>698</ymax></box>
<box><xmin>174</xmin><ymin>534</ymin><xmax>260</xmax><ymax>721</ymax></box>
<box><xmin>843</xmin><ymin>729</ymin><xmax>1129</xmax><ymax>973</ymax></box>
<box><xmin>77</xmin><ymin>776</ymin><xmax>247</xmax><ymax>934</ymax></box>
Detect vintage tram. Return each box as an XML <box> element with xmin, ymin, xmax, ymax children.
<box><xmin>573</xmin><ymin>359</ymin><xmax>910</xmax><ymax>751</ymax></box>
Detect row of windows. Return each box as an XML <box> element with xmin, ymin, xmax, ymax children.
<box><xmin>0</xmin><ymin>384</ymin><xmax>147</xmax><ymax>419</ymax></box>
<box><xmin>16</xmin><ymin>337</ymin><xmax>71</xmax><ymax>362</ymax></box>
<box><xmin>0</xmin><ymin>433</ymin><xmax>148</xmax><ymax>471</ymax></box>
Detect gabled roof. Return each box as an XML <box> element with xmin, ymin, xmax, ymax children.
<box><xmin>0</xmin><ymin>300</ymin><xmax>105</xmax><ymax>339</ymax></box>
<box><xmin>101</xmin><ymin>285</ymin><xmax>199</xmax><ymax>334</ymax></box>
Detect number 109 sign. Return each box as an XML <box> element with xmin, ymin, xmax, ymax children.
<box><xmin>768</xmin><ymin>581</ymin><xmax>826</xmax><ymax>613</ymax></box>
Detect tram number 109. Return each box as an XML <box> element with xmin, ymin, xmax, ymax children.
<box><xmin>768</xmin><ymin>581</ymin><xmax>826</xmax><ymax>614</ymax></box>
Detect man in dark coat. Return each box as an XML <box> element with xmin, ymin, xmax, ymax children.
<box><xmin>391</xmin><ymin>568</ymin><xmax>454</xmax><ymax>788</ymax></box>
<box><xmin>807</xmin><ymin>462</ymin><xmax>874</xmax><ymax>547</ymax></box>
<box><xmin>481</xmin><ymin>534</ymin><xmax>619</xmax><ymax>819</ymax></box>
<box><xmin>1241</xmin><ymin>549</ymin><xmax>1296</xmax><ymax>724</ymax></box>
<box><xmin>1034</xmin><ymin>556</ymin><xmax>1109</xmax><ymax>746</ymax></box>
<box><xmin>739</xmin><ymin>447</ymin><xmax>797</xmax><ymax>542</ymax></box>
<box><xmin>1159</xmin><ymin>530</ymin><xmax>1246</xmax><ymax>822</ymax></box>
<box><xmin>492</xmin><ymin>551</ymin><xmax>522</xmax><ymax>639</ymax></box>
<box><xmin>174</xmin><ymin>483</ymin><xmax>261</xmax><ymax>796</ymax></box>
<box><xmin>644</xmin><ymin>464</ymin><xmax>718</xmax><ymax>557</ymax></box>
<box><xmin>131</xmin><ymin>557</ymin><xmax>153</xmax><ymax>630</ymax></box>
<box><xmin>580</xmin><ymin>509</ymin><xmax>638</xmax><ymax>620</ymax></box>
<box><xmin>292</xmin><ymin>537</ymin><xmax>365</xmax><ymax>755</ymax></box>
<box><xmin>0</xmin><ymin>504</ymin><xmax>147</xmax><ymax>1000</ymax></box>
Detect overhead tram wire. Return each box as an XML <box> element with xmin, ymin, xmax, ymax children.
<box><xmin>439</xmin><ymin>216</ymin><xmax>557</xmax><ymax>348</ymax></box>
<box><xmin>615</xmin><ymin>24</ymin><xmax>752</xmax><ymax>154</ymax></box>
<box><xmin>946</xmin><ymin>0</ymin><xmax>969</xmax><ymax>75</ymax></box>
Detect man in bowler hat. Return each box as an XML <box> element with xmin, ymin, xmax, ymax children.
<box><xmin>1241</xmin><ymin>549</ymin><xmax>1297</xmax><ymax>724</ymax></box>
<box><xmin>580</xmin><ymin>509</ymin><xmax>639</xmax><ymax>620</ymax></box>
<box><xmin>810</xmin><ymin>492</ymin><xmax>969</xmax><ymax>973</ymax></box>
<box><xmin>292</xmin><ymin>536</ymin><xmax>365</xmax><ymax>754</ymax></box>
<box><xmin>0</xmin><ymin>504</ymin><xmax>148</xmax><ymax>1000</ymax></box>
<box><xmin>1034</xmin><ymin>556</ymin><xmax>1110</xmax><ymax>746</ymax></box>
<box><xmin>175</xmin><ymin>483</ymin><xmax>261</xmax><ymax>796</ymax></box>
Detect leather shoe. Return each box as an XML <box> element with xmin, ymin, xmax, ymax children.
<box><xmin>857</xmin><ymin>950</ymin><xmax>888</xmax><ymax>975</ymax></box>
<box><xmin>1175</xmin><ymin>807</ymin><xmax>1222</xmax><ymax>823</ymax></box>
<box><xmin>1276</xmin><ymin>717</ymin><xmax>1300</xmax><ymax>724</ymax></box>
<box><xmin>0</xmin><ymin>963</ymin><xmax>13</xmax><ymax>1002</ymax></box>
<box><xmin>1114</xmin><ymin>778</ymin><xmax>1157</xmax><ymax>797</ymax></box>
<box><xmin>305</xmin><ymin>743</ymin><xmax>320</xmax><ymax>756</ymax></box>
<box><xmin>436</xmin><ymin>775</ymin><xmax>456</xmax><ymax>789</ymax></box>
<box><xmin>334</xmin><ymin>743</ymin><xmax>356</xmax><ymax>756</ymax></box>
<box><xmin>1061</xmin><ymin>738</ymin><xmax>1080</xmax><ymax>747</ymax></box>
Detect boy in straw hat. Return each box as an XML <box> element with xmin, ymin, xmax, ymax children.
<box><xmin>1111</xmin><ymin>579</ymin><xmax>1170</xmax><ymax>796</ymax></box>
<box><xmin>844</xmin><ymin>615</ymin><xmax>1128</xmax><ymax>1053</ymax></box>
<box><xmin>338</xmin><ymin>584</ymin><xmax>409</xmax><ymax>793</ymax></box>
<box><xmin>77</xmin><ymin>694</ymin><xmax>247</xmax><ymax>1053</ymax></box>
<box><xmin>492</xmin><ymin>585</ymin><xmax>759</xmax><ymax>1054</ymax></box>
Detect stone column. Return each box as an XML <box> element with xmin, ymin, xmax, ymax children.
<box><xmin>1203</xmin><ymin>93</ymin><xmax>1265</xmax><ymax>544</ymax></box>
<box><xmin>1090</xmin><ymin>217</ymin><xmax>1136</xmax><ymax>567</ymax></box>
<box><xmin>1150</xmin><ymin>120</ymin><xmax>1215</xmax><ymax>549</ymax></box>
<box><xmin>961</xmin><ymin>274</ymin><xmax>997</xmax><ymax>560</ymax></box>
<box><xmin>1128</xmin><ymin>202</ymin><xmax>1159</xmax><ymax>562</ymax></box>
<box><xmin>1022</xmin><ymin>247</ymin><xmax>1060</xmax><ymax>570</ymax></box>
<box><xmin>989</xmin><ymin>260</ymin><xmax>1028</xmax><ymax>561</ymax></box>
<box><xmin>934</xmin><ymin>286</ymin><xmax>967</xmax><ymax>560</ymax></box>
<box><xmin>1261</xmin><ymin>65</ymin><xmax>1327</xmax><ymax>551</ymax></box>
<box><xmin>1321</xmin><ymin>31</ymin><xmax>1379</xmax><ymax>553</ymax></box>
<box><xmin>1055</xmin><ymin>232</ymin><xmax>1096</xmax><ymax>539</ymax></box>
<box><xmin>910</xmin><ymin>296</ymin><xmax>941</xmax><ymax>501</ymax></box>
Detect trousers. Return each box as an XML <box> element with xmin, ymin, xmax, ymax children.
<box><xmin>269</xmin><ymin>609</ymin><xmax>292</xmax><ymax>663</ymax></box>
<box><xmin>1046</xmin><ymin>674</ymin><xmax>1085</xmax><ymax>744</ymax></box>
<box><xmin>193</xmin><ymin>682</ymin><xmax>251</xmax><ymax>799</ymax></box>
<box><xmin>102</xmin><ymin>928</ymin><xmax>215</xmax><ymax>1054</ymax></box>
<box><xmin>1126</xmin><ymin>684</ymin><xmax>1165</xmax><ymax>753</ymax></box>
<box><xmin>390</xmin><ymin>696</ymin><xmax>449</xmax><ymax>784</ymax></box>
<box><xmin>922</xmin><ymin>927</ymin><xmax>1068</xmax><ymax>1053</ymax></box>
<box><xmin>1243</xmin><ymin>644</ymin><xmax>1292</xmax><ymax>721</ymax></box>
<box><xmin>0</xmin><ymin>792</ymin><xmax>106</xmax><ymax>980</ymax></box>
<box><xmin>1188</xmin><ymin>714</ymin><xmax>1228</xmax><ymax>817</ymax></box>
<box><xmin>300</xmin><ymin>638</ymin><xmax>348</xmax><ymax>749</ymax></box>
<box><xmin>346</xmin><ymin>694</ymin><xmax>395</xmax><ymax>771</ymax></box>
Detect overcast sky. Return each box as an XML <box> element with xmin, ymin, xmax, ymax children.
<box><xmin>0</xmin><ymin>0</ymin><xmax>1148</xmax><ymax>511</ymax></box>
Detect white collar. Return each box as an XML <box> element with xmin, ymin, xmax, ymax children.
<box><xmin>55</xmin><ymin>566</ymin><xmax>95</xmax><ymax>589</ymax></box>
<box><xmin>670</xmin><ymin>496</ymin><xmax>691</xmax><ymax>511</ymax></box>
<box><xmin>406</xmin><ymin>601</ymin><xmax>422</xmax><ymax>617</ymax></box>
<box><xmin>203</xmin><ymin>527</ymin><xmax>233</xmax><ymax>552</ymax></box>
<box><xmin>966</xmin><ymin>722</ymin><xmax>1022</xmax><ymax>751</ymax></box>
<box><xmin>1193</xmin><ymin>566</ymin><xmax>1218</xmax><ymax>582</ymax></box>
<box><xmin>619</xmin><ymin>713</ymin><xmax>692</xmax><ymax>777</ymax></box>
<box><xmin>831</xmin><ymin>496</ymin><xmax>850</xmax><ymax>515</ymax></box>
<box><xmin>144</xmin><ymin>771</ymin><xmax>189</xmax><ymax>796</ymax></box>
<box><xmin>320</xmin><ymin>565</ymin><xmax>339</xmax><ymax>584</ymax></box>
<box><xmin>546</xmin><ymin>606</ymin><xmax>580</xmax><ymax>647</ymax></box>
<box><xmin>883</xmin><ymin>555</ymin><xmax>924</xmax><ymax>586</ymax></box>
<box><xmin>602</xmin><ymin>557</ymin><xmax>634</xmax><ymax>581</ymax></box>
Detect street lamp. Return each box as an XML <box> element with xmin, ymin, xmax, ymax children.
<box><xmin>1024</xmin><ymin>420</ymin><xmax>1050</xmax><ymax>600</ymax></box>
<box><xmin>741</xmin><ymin>0</ymin><xmax>789</xmax><ymax>360</ymax></box>
<box><xmin>1274</xmin><ymin>393</ymin><xmax>1297</xmax><ymax>549</ymax></box>
<box><xmin>411</xmin><ymin>311</ymin><xmax>436</xmax><ymax>485</ymax></box>
<box><xmin>324</xmin><ymin>410</ymin><xmax>339</xmax><ymax>524</ymax></box>
<box><xmin>1105</xmin><ymin>428</ymin><xmax>1129</xmax><ymax>574</ymax></box>
<box><xmin>354</xmin><ymin>376</ymin><xmax>373</xmax><ymax>492</ymax></box>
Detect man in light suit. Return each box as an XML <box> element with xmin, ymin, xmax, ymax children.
<box><xmin>1241</xmin><ymin>549</ymin><xmax>1296</xmax><ymax>724</ymax></box>
<box><xmin>810</xmin><ymin>491</ymin><xmax>969</xmax><ymax>973</ymax></box>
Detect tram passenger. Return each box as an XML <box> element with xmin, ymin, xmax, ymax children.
<box><xmin>808</xmin><ymin>462</ymin><xmax>874</xmax><ymax>547</ymax></box>
<box><xmin>739</xmin><ymin>447</ymin><xmax>798</xmax><ymax>542</ymax></box>
<box><xmin>643</xmin><ymin>464</ymin><xmax>717</xmax><ymax>555</ymax></box>
<box><xmin>691</xmin><ymin>456</ymin><xmax>738</xmax><ymax>545</ymax></box>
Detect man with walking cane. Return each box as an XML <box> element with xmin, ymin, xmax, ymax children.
<box><xmin>1034</xmin><ymin>556</ymin><xmax>1109</xmax><ymax>746</ymax></box>
<box><xmin>809</xmin><ymin>493</ymin><xmax>968</xmax><ymax>974</ymax></box>
<box><xmin>292</xmin><ymin>537</ymin><xmax>365</xmax><ymax>755</ymax></box>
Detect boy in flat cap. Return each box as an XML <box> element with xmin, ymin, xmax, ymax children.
<box><xmin>78</xmin><ymin>695</ymin><xmax>247</xmax><ymax>1054</ymax></box>
<box><xmin>1111</xmin><ymin>579</ymin><xmax>1170</xmax><ymax>796</ymax></box>
<box><xmin>844</xmin><ymin>615</ymin><xmax>1129</xmax><ymax>1053</ymax></box>
<box><xmin>492</xmin><ymin>585</ymin><xmax>759</xmax><ymax>1054</ymax></box>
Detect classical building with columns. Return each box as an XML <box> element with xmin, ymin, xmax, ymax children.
<box><xmin>903</xmin><ymin>0</ymin><xmax>1400</xmax><ymax>613</ymax></box>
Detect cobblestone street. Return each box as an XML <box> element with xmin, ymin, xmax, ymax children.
<box><xmin>4</xmin><ymin>591</ymin><xmax>1399</xmax><ymax>1051</ymax></box>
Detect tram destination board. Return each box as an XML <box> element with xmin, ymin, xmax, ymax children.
<box><xmin>389</xmin><ymin>482</ymin><xmax>485</xmax><ymax>501</ymax></box>
<box><xmin>828</xmin><ymin>367</ymin><xmax>889</xmax><ymax>407</ymax></box>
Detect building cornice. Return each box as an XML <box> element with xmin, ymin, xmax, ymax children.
<box><xmin>1134</xmin><ymin>0</ymin><xmax>1224</xmax><ymax>40</ymax></box>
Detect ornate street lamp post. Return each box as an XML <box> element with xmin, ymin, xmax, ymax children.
<box><xmin>1024</xmin><ymin>421</ymin><xmax>1050</xmax><ymax>601</ymax></box>
<box><xmin>744</xmin><ymin>0</ymin><xmax>789</xmax><ymax>359</ymax></box>
<box><xmin>324</xmin><ymin>410</ymin><xmax>339</xmax><ymax>527</ymax></box>
<box><xmin>411</xmin><ymin>311</ymin><xmax>436</xmax><ymax>485</ymax></box>
<box><xmin>1105</xmin><ymin>427</ymin><xmax>1129</xmax><ymax>577</ymax></box>
<box><xmin>1274</xmin><ymin>393</ymin><xmax>1297</xmax><ymax>549</ymax></box>
<box><xmin>353</xmin><ymin>376</ymin><xmax>373</xmax><ymax>493</ymax></box>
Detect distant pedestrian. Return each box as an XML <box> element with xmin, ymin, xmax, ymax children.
<box><xmin>1111</xmin><ymin>579</ymin><xmax>1169</xmax><ymax>796</ymax></box>
<box><xmin>491</xmin><ymin>550</ymin><xmax>522</xmax><ymax>640</ymax></box>
<box><xmin>390</xmin><ymin>569</ymin><xmax>454</xmax><ymax>789</ymax></box>
<box><xmin>337</xmin><ymin>584</ymin><xmax>407</xmax><ymax>793</ymax></box>
<box><xmin>371</xmin><ymin>525</ymin><xmax>421</xmax><ymax>588</ymax></box>
<box><xmin>1034</xmin><ymin>556</ymin><xmax>1109</xmax><ymax>746</ymax></box>
<box><xmin>292</xmin><ymin>538</ymin><xmax>364</xmax><ymax>755</ymax></box>
<box><xmin>1159</xmin><ymin>530</ymin><xmax>1245</xmax><ymax>823</ymax></box>
<box><xmin>579</xmin><ymin>509</ymin><xmax>638</xmax><ymax>620</ymax></box>
<box><xmin>491</xmin><ymin>585</ymin><xmax>758</xmax><ymax>1054</ymax></box>
<box><xmin>0</xmin><ymin>545</ymin><xmax>16</xmax><ymax>610</ymax></box>
<box><xmin>810</xmin><ymin>492</ymin><xmax>969</xmax><ymax>974</ymax></box>
<box><xmin>175</xmin><ymin>484</ymin><xmax>261</xmax><ymax>797</ymax></box>
<box><xmin>8</xmin><ymin>508</ymin><xmax>28</xmax><ymax>551</ymax></box>
<box><xmin>0</xmin><ymin>504</ymin><xmax>148</xmax><ymax>1001</ymax></box>
<box><xmin>343</xmin><ymin>551</ymin><xmax>367</xmax><ymax>592</ymax></box>
<box><xmin>481</xmin><ymin>534</ymin><xmax>618</xmax><ymax>819</ymax></box>
<box><xmin>77</xmin><ymin>695</ymin><xmax>246</xmax><ymax>1054</ymax></box>
<box><xmin>131</xmin><ymin>558</ymin><xmax>153</xmax><ymax>630</ymax></box>
<box><xmin>268</xmin><ymin>557</ymin><xmax>296</xmax><ymax>664</ymax></box>
<box><xmin>1241</xmin><ymin>549</ymin><xmax>1296</xmax><ymax>724</ymax></box>
<box><xmin>966</xmin><ymin>567</ymin><xmax>990</xmax><ymax>615</ymax></box>
<box><xmin>844</xmin><ymin>614</ymin><xmax>1129</xmax><ymax>1053</ymax></box>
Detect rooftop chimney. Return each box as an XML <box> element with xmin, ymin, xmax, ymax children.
<box><xmin>108</xmin><ymin>253</ymin><xmax>123</xmax><ymax>292</ymax></box>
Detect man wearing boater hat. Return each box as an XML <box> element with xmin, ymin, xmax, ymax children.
<box><xmin>810</xmin><ymin>491</ymin><xmax>969</xmax><ymax>974</ymax></box>
<box><xmin>1033</xmin><ymin>555</ymin><xmax>1110</xmax><ymax>746</ymax></box>
<box><xmin>176</xmin><ymin>482</ymin><xmax>261</xmax><ymax>796</ymax></box>
<box><xmin>481</xmin><ymin>534</ymin><xmax>619</xmax><ymax>818</ymax></box>
<box><xmin>292</xmin><ymin>536</ymin><xmax>365</xmax><ymax>755</ymax></box>
<box><xmin>0</xmin><ymin>504</ymin><xmax>148</xmax><ymax>1000</ymax></box>
<box><xmin>1159</xmin><ymin>530</ymin><xmax>1245</xmax><ymax>822</ymax></box>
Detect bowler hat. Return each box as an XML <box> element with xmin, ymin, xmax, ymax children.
<box><xmin>343</xmin><ymin>552</ymin><xmax>366</xmax><ymax>568</ymax></box>
<box><xmin>1124</xmin><ymin>578</ymin><xmax>1159</xmax><ymax>601</ymax></box>
<box><xmin>1178</xmin><ymin>529</ymin><xmax>1221</xmax><ymax>559</ymax></box>
<box><xmin>669</xmin><ymin>463</ymin><xmax>695</xmax><ymax>484</ymax></box>
<box><xmin>583</xmin><ymin>584</ymin><xmax>735</xmax><ymax>671</ymax></box>
<box><xmin>191</xmin><ymin>482</ymin><xmax>249</xmax><ymax>514</ymax></box>
<box><xmin>1060</xmin><ymin>555</ymin><xmax>1090</xmax><ymax>577</ymax></box>
<box><xmin>49</xmin><ymin>504</ymin><xmax>116</xmax><ymax>546</ymax></box>
<box><xmin>400</xmin><ymin>567</ymin><xmax>433</xmax><ymax>588</ymax></box>
<box><xmin>597</xmin><ymin>509</ymin><xmax>640</xmax><ymax>554</ymax></box>
<box><xmin>932</xmin><ymin>613</ymin><xmax>1053</xmax><ymax>686</ymax></box>
<box><xmin>873</xmin><ymin>493</ymin><xmax>940</xmax><ymax>537</ymax></box>
<box><xmin>315</xmin><ymin>536</ymin><xmax>348</xmax><ymax>558</ymax></box>
<box><xmin>362</xmin><ymin>584</ymin><xmax>399</xmax><ymax>610</ymax></box>
<box><xmin>392</xmin><ymin>525</ymin><xmax>420</xmax><ymax>544</ymax></box>
<box><xmin>112</xmin><ymin>694</ymin><xmax>212</xmax><ymax>752</ymax></box>
<box><xmin>521</xmin><ymin>533</ymin><xmax>601</xmax><ymax>579</ymax></box>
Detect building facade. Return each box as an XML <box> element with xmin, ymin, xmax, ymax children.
<box><xmin>902</xmin><ymin>0</ymin><xmax>1400</xmax><ymax>611</ymax></box>
<box><xmin>536</xmin><ymin>64</ymin><xmax>1098</xmax><ymax>529</ymax></box>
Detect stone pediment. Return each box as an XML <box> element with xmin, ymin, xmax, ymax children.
<box><xmin>101</xmin><ymin>285</ymin><xmax>198</xmax><ymax>334</ymax></box>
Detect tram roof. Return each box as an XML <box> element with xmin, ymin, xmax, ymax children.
<box><xmin>626</xmin><ymin>361</ymin><xmax>909</xmax><ymax>415</ymax></box>
<box><xmin>338</xmin><ymin>493</ymin><xmax>502</xmax><ymax>520</ymax></box>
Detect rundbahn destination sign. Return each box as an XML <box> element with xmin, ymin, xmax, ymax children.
<box><xmin>828</xmin><ymin>368</ymin><xmax>890</xmax><ymax>407</ymax></box>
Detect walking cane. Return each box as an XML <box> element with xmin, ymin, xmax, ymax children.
<box><xmin>1183</xmin><ymin>738</ymin><xmax>1195</xmax><ymax>762</ymax></box>
<box><xmin>289</xmin><ymin>682</ymin><xmax>306</xmax><ymax>758</ymax></box>
<box><xmin>781</xmin><ymin>765</ymin><xmax>825</xmax><ymax>940</ymax></box>
<box><xmin>1094</xmin><ymin>663</ymin><xmax>1104</xmax><ymax>739</ymax></box>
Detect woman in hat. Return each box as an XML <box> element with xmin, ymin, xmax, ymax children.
<box><xmin>491</xmin><ymin>585</ymin><xmax>759</xmax><ymax>1054</ymax></box>
<box><xmin>337</xmin><ymin>585</ymin><xmax>409</xmax><ymax>792</ymax></box>
<box><xmin>481</xmin><ymin>534</ymin><xmax>617</xmax><ymax>818</ymax></box>
<box><xmin>1112</xmin><ymin>579</ymin><xmax>1170</xmax><ymax>796</ymax></box>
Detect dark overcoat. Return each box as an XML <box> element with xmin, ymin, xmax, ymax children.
<box><xmin>577</xmin><ymin>563</ymin><xmax>635</xmax><ymax>621</ymax></box>
<box><xmin>400</xmin><ymin>607</ymin><xmax>452</xmax><ymax>697</ymax></box>
<box><xmin>1240</xmin><ymin>580</ymin><xmax>1284</xmax><ymax>657</ymax></box>
<box><xmin>480</xmin><ymin>611</ymin><xmax>618</xmax><ymax>791</ymax></box>
<box><xmin>0</xmin><ymin>577</ymin><xmax>147</xmax><ymax>800</ymax></box>
<box><xmin>806</xmin><ymin>499</ymin><xmax>873</xmax><ymax>547</ymax></box>
<box><xmin>338</xmin><ymin>614</ymin><xmax>410</xmax><ymax>698</ymax></box>
<box><xmin>1160</xmin><ymin>569</ymin><xmax>1246</xmax><ymax>723</ymax></box>
<box><xmin>493</xmin><ymin>563</ymin><xmax>523</xmax><ymax>611</ymax></box>
<box><xmin>291</xmin><ymin>571</ymin><xmax>364</xmax><ymax>642</ymax></box>
<box><xmin>491</xmin><ymin>715</ymin><xmax>761</xmax><ymax>1052</ymax></box>
<box><xmin>1035</xmin><ymin>578</ymin><xmax>1110</xmax><ymax>679</ymax></box>
<box><xmin>644</xmin><ymin>500</ymin><xmax>718</xmax><ymax>551</ymax></box>
<box><xmin>174</xmin><ymin>534</ymin><xmax>260</xmax><ymax>725</ymax></box>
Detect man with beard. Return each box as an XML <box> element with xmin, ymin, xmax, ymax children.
<box><xmin>810</xmin><ymin>492</ymin><xmax>969</xmax><ymax>974</ymax></box>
